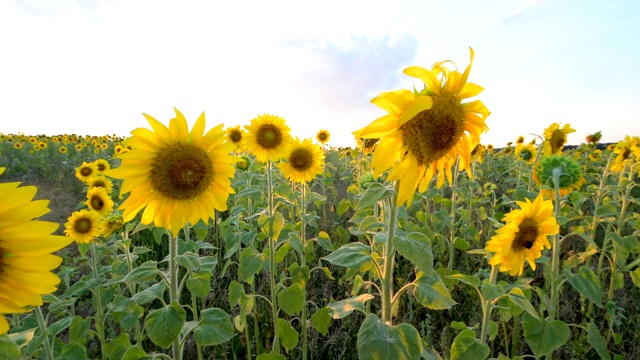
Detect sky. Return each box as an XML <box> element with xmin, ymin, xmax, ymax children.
<box><xmin>1</xmin><ymin>0</ymin><xmax>639</xmax><ymax>148</ymax></box>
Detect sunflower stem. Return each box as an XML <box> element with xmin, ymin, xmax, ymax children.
<box><xmin>447</xmin><ymin>157</ymin><xmax>460</xmax><ymax>271</ymax></box>
<box><xmin>35</xmin><ymin>306</ymin><xmax>55</xmax><ymax>360</ymax></box>
<box><xmin>90</xmin><ymin>242</ymin><xmax>107</xmax><ymax>360</ymax></box>
<box><xmin>549</xmin><ymin>167</ymin><xmax>562</xmax><ymax>321</ymax></box>
<box><xmin>381</xmin><ymin>182</ymin><xmax>400</xmax><ymax>324</ymax></box>
<box><xmin>480</xmin><ymin>264</ymin><xmax>498</xmax><ymax>345</ymax></box>
<box><xmin>300</xmin><ymin>183</ymin><xmax>308</xmax><ymax>360</ymax></box>
<box><xmin>168</xmin><ymin>233</ymin><xmax>183</xmax><ymax>360</ymax></box>
<box><xmin>266</xmin><ymin>160</ymin><xmax>281</xmax><ymax>354</ymax></box>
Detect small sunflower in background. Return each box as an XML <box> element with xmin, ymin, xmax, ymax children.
<box><xmin>515</xmin><ymin>143</ymin><xmax>538</xmax><ymax>164</ymax></box>
<box><xmin>87</xmin><ymin>175</ymin><xmax>114</xmax><ymax>194</ymax></box>
<box><xmin>64</xmin><ymin>209</ymin><xmax>103</xmax><ymax>244</ymax></box>
<box><xmin>533</xmin><ymin>155</ymin><xmax>584</xmax><ymax>197</ymax></box>
<box><xmin>75</xmin><ymin>161</ymin><xmax>98</xmax><ymax>183</ymax></box>
<box><xmin>0</xmin><ymin>168</ymin><xmax>72</xmax><ymax>334</ymax></box>
<box><xmin>107</xmin><ymin>108</ymin><xmax>237</xmax><ymax>237</ymax></box>
<box><xmin>236</xmin><ymin>156</ymin><xmax>251</xmax><ymax>171</ymax></box>
<box><xmin>486</xmin><ymin>144</ymin><xmax>494</xmax><ymax>151</ymax></box>
<box><xmin>226</xmin><ymin>125</ymin><xmax>246</xmax><ymax>151</ymax></box>
<box><xmin>14</xmin><ymin>142</ymin><xmax>23</xmax><ymax>150</ymax></box>
<box><xmin>278</xmin><ymin>137</ymin><xmax>325</xmax><ymax>183</ymax></box>
<box><xmin>585</xmin><ymin>131</ymin><xmax>602</xmax><ymax>145</ymax></box>
<box><xmin>542</xmin><ymin>123</ymin><xmax>575</xmax><ymax>155</ymax></box>
<box><xmin>85</xmin><ymin>187</ymin><xmax>114</xmax><ymax>216</ymax></box>
<box><xmin>485</xmin><ymin>194</ymin><xmax>559</xmax><ymax>276</ymax></box>
<box><xmin>100</xmin><ymin>212</ymin><xmax>124</xmax><ymax>238</ymax></box>
<box><xmin>244</xmin><ymin>114</ymin><xmax>293</xmax><ymax>162</ymax></box>
<box><xmin>93</xmin><ymin>159</ymin><xmax>111</xmax><ymax>173</ymax></box>
<box><xmin>611</xmin><ymin>135</ymin><xmax>640</xmax><ymax>172</ymax></box>
<box><xmin>352</xmin><ymin>127</ymin><xmax>379</xmax><ymax>154</ymax></box>
<box><xmin>74</xmin><ymin>144</ymin><xmax>84</xmax><ymax>151</ymax></box>
<box><xmin>59</xmin><ymin>146</ymin><xmax>68</xmax><ymax>154</ymax></box>
<box><xmin>357</xmin><ymin>47</ymin><xmax>490</xmax><ymax>205</ymax></box>
<box><xmin>516</xmin><ymin>135</ymin><xmax>525</xmax><ymax>145</ymax></box>
<box><xmin>471</xmin><ymin>143</ymin><xmax>485</xmax><ymax>163</ymax></box>
<box><xmin>316</xmin><ymin>129</ymin><xmax>331</xmax><ymax>145</ymax></box>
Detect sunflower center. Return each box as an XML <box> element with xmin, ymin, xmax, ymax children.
<box><xmin>151</xmin><ymin>143</ymin><xmax>213</xmax><ymax>200</ymax></box>
<box><xmin>96</xmin><ymin>163</ymin><xmax>106</xmax><ymax>171</ymax></box>
<box><xmin>92</xmin><ymin>180</ymin><xmax>106</xmax><ymax>188</ymax></box>
<box><xmin>519</xmin><ymin>148</ymin><xmax>533</xmax><ymax>161</ymax></box>
<box><xmin>0</xmin><ymin>248</ymin><xmax>5</xmax><ymax>274</ymax></box>
<box><xmin>400</xmin><ymin>93</ymin><xmax>465</xmax><ymax>166</ymax></box>
<box><xmin>622</xmin><ymin>148</ymin><xmax>631</xmax><ymax>160</ymax></box>
<box><xmin>80</xmin><ymin>167</ymin><xmax>93</xmax><ymax>177</ymax></box>
<box><xmin>257</xmin><ymin>125</ymin><xmax>282</xmax><ymax>149</ymax></box>
<box><xmin>229</xmin><ymin>130</ymin><xmax>242</xmax><ymax>143</ymax></box>
<box><xmin>289</xmin><ymin>148</ymin><xmax>313</xmax><ymax>171</ymax></box>
<box><xmin>550</xmin><ymin>130</ymin><xmax>565</xmax><ymax>153</ymax></box>
<box><xmin>90</xmin><ymin>195</ymin><xmax>105</xmax><ymax>211</ymax></box>
<box><xmin>318</xmin><ymin>132</ymin><xmax>328</xmax><ymax>141</ymax></box>
<box><xmin>74</xmin><ymin>218</ymin><xmax>94</xmax><ymax>234</ymax></box>
<box><xmin>511</xmin><ymin>218</ymin><xmax>539</xmax><ymax>251</ymax></box>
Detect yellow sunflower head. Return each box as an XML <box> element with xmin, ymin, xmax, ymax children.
<box><xmin>515</xmin><ymin>143</ymin><xmax>538</xmax><ymax>164</ymax></box>
<box><xmin>277</xmin><ymin>137</ymin><xmax>325</xmax><ymax>183</ymax></box>
<box><xmin>75</xmin><ymin>162</ymin><xmax>98</xmax><ymax>183</ymax></box>
<box><xmin>14</xmin><ymin>142</ymin><xmax>23</xmax><ymax>150</ymax></box>
<box><xmin>516</xmin><ymin>135</ymin><xmax>525</xmax><ymax>145</ymax></box>
<box><xmin>85</xmin><ymin>187</ymin><xmax>114</xmax><ymax>216</ymax></box>
<box><xmin>64</xmin><ymin>209</ymin><xmax>102</xmax><ymax>244</ymax></box>
<box><xmin>485</xmin><ymin>194</ymin><xmax>559</xmax><ymax>276</ymax></box>
<box><xmin>59</xmin><ymin>146</ymin><xmax>68</xmax><ymax>154</ymax></box>
<box><xmin>87</xmin><ymin>175</ymin><xmax>114</xmax><ymax>195</ymax></box>
<box><xmin>99</xmin><ymin>212</ymin><xmax>124</xmax><ymax>238</ymax></box>
<box><xmin>585</xmin><ymin>131</ymin><xmax>602</xmax><ymax>145</ymax></box>
<box><xmin>316</xmin><ymin>129</ymin><xmax>331</xmax><ymax>145</ymax></box>
<box><xmin>225</xmin><ymin>125</ymin><xmax>246</xmax><ymax>150</ymax></box>
<box><xmin>106</xmin><ymin>108</ymin><xmax>237</xmax><ymax>237</ymax></box>
<box><xmin>244</xmin><ymin>114</ymin><xmax>293</xmax><ymax>162</ymax></box>
<box><xmin>93</xmin><ymin>159</ymin><xmax>111</xmax><ymax>173</ymax></box>
<box><xmin>0</xmin><ymin>175</ymin><xmax>72</xmax><ymax>334</ymax></box>
<box><xmin>74</xmin><ymin>144</ymin><xmax>84</xmax><ymax>151</ymax></box>
<box><xmin>471</xmin><ymin>143</ymin><xmax>485</xmax><ymax>163</ymax></box>
<box><xmin>542</xmin><ymin>123</ymin><xmax>575</xmax><ymax>156</ymax></box>
<box><xmin>533</xmin><ymin>154</ymin><xmax>584</xmax><ymax>197</ymax></box>
<box><xmin>610</xmin><ymin>135</ymin><xmax>640</xmax><ymax>172</ymax></box>
<box><xmin>358</xmin><ymin>47</ymin><xmax>490</xmax><ymax>205</ymax></box>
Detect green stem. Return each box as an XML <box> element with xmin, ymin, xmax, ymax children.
<box><xmin>300</xmin><ymin>184</ymin><xmax>308</xmax><ymax>360</ymax></box>
<box><xmin>511</xmin><ymin>314</ymin><xmax>520</xmax><ymax>357</ymax></box>
<box><xmin>448</xmin><ymin>157</ymin><xmax>460</xmax><ymax>271</ymax></box>
<box><xmin>35</xmin><ymin>306</ymin><xmax>55</xmax><ymax>360</ymax></box>
<box><xmin>381</xmin><ymin>182</ymin><xmax>400</xmax><ymax>324</ymax></box>
<box><xmin>548</xmin><ymin>167</ymin><xmax>562</xmax><ymax>320</ymax></box>
<box><xmin>90</xmin><ymin>242</ymin><xmax>107</xmax><ymax>360</ymax></box>
<box><xmin>480</xmin><ymin>265</ymin><xmax>498</xmax><ymax>345</ymax></box>
<box><xmin>266</xmin><ymin>160</ymin><xmax>281</xmax><ymax>354</ymax></box>
<box><xmin>168</xmin><ymin>234</ymin><xmax>182</xmax><ymax>360</ymax></box>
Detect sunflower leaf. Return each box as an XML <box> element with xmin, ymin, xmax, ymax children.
<box><xmin>357</xmin><ymin>314</ymin><xmax>423</xmax><ymax>360</ymax></box>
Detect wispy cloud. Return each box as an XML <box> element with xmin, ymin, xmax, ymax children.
<box><xmin>282</xmin><ymin>34</ymin><xmax>419</xmax><ymax>109</ymax></box>
<box><xmin>503</xmin><ymin>0</ymin><xmax>552</xmax><ymax>25</ymax></box>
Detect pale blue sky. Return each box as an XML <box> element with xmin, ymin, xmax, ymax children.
<box><xmin>1</xmin><ymin>0</ymin><xmax>639</xmax><ymax>147</ymax></box>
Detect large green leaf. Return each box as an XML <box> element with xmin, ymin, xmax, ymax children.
<box><xmin>256</xmin><ymin>352</ymin><xmax>286</xmax><ymax>360</ymax></box>
<box><xmin>69</xmin><ymin>316</ymin><xmax>91</xmax><ymax>344</ymax></box>
<box><xmin>357</xmin><ymin>314</ymin><xmax>422</xmax><ymax>360</ymax></box>
<box><xmin>277</xmin><ymin>283</ymin><xmax>305</xmax><ymax>316</ymax></box>
<box><xmin>322</xmin><ymin>242</ymin><xmax>372</xmax><ymax>272</ymax></box>
<box><xmin>193</xmin><ymin>308</ymin><xmax>234</xmax><ymax>346</ymax></box>
<box><xmin>258</xmin><ymin>212</ymin><xmax>285</xmax><ymax>242</ymax></box>
<box><xmin>507</xmin><ymin>288</ymin><xmax>539</xmax><ymax>319</ymax></box>
<box><xmin>394</xmin><ymin>232</ymin><xmax>433</xmax><ymax>274</ymax></box>
<box><xmin>131</xmin><ymin>282</ymin><xmax>167</xmax><ymax>305</ymax></box>
<box><xmin>238</xmin><ymin>247</ymin><xmax>266</xmax><ymax>283</ymax></box>
<box><xmin>0</xmin><ymin>336</ymin><xmax>20</xmax><ymax>359</ymax></box>
<box><xmin>121</xmin><ymin>261</ymin><xmax>159</xmax><ymax>283</ymax></box>
<box><xmin>587</xmin><ymin>321</ymin><xmax>611</xmax><ymax>360</ymax></box>
<box><xmin>144</xmin><ymin>301</ymin><xmax>186</xmax><ymax>349</ymax></box>
<box><xmin>413</xmin><ymin>271</ymin><xmax>456</xmax><ymax>310</ymax></box>
<box><xmin>311</xmin><ymin>307</ymin><xmax>332</xmax><ymax>336</ymax></box>
<box><xmin>450</xmin><ymin>329</ymin><xmax>489</xmax><ymax>360</ymax></box>
<box><xmin>357</xmin><ymin>182</ymin><xmax>394</xmax><ymax>209</ymax></box>
<box><xmin>276</xmin><ymin>318</ymin><xmax>299</xmax><ymax>352</ymax></box>
<box><xmin>186</xmin><ymin>271</ymin><xmax>212</xmax><ymax>298</ymax></box>
<box><xmin>175</xmin><ymin>251</ymin><xmax>202</xmax><ymax>271</ymax></box>
<box><xmin>328</xmin><ymin>294</ymin><xmax>375</xmax><ymax>319</ymax></box>
<box><xmin>564</xmin><ymin>266</ymin><xmax>602</xmax><ymax>308</ymax></box>
<box><xmin>522</xmin><ymin>313</ymin><xmax>570</xmax><ymax>358</ymax></box>
<box><xmin>60</xmin><ymin>342</ymin><xmax>88</xmax><ymax>360</ymax></box>
<box><xmin>103</xmin><ymin>333</ymin><xmax>131</xmax><ymax>360</ymax></box>
<box><xmin>121</xmin><ymin>346</ymin><xmax>150</xmax><ymax>360</ymax></box>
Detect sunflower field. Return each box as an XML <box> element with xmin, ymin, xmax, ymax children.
<box><xmin>1</xmin><ymin>50</ymin><xmax>639</xmax><ymax>360</ymax></box>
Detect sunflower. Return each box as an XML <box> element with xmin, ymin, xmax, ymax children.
<box><xmin>316</xmin><ymin>130</ymin><xmax>331</xmax><ymax>145</ymax></box>
<box><xmin>516</xmin><ymin>135</ymin><xmax>525</xmax><ymax>145</ymax></box>
<box><xmin>585</xmin><ymin>131</ymin><xmax>602</xmax><ymax>145</ymax></box>
<box><xmin>244</xmin><ymin>114</ymin><xmax>293</xmax><ymax>162</ymax></box>
<box><xmin>358</xmin><ymin>48</ymin><xmax>490</xmax><ymax>205</ymax></box>
<box><xmin>278</xmin><ymin>137</ymin><xmax>325</xmax><ymax>183</ymax></box>
<box><xmin>74</xmin><ymin>144</ymin><xmax>84</xmax><ymax>151</ymax></box>
<box><xmin>533</xmin><ymin>155</ymin><xmax>584</xmax><ymax>197</ymax></box>
<box><xmin>352</xmin><ymin>127</ymin><xmax>379</xmax><ymax>154</ymax></box>
<box><xmin>99</xmin><ymin>212</ymin><xmax>124</xmax><ymax>238</ymax></box>
<box><xmin>93</xmin><ymin>159</ymin><xmax>111</xmax><ymax>173</ymax></box>
<box><xmin>59</xmin><ymin>146</ymin><xmax>68</xmax><ymax>154</ymax></box>
<box><xmin>485</xmin><ymin>194</ymin><xmax>559</xmax><ymax>276</ymax></box>
<box><xmin>85</xmin><ymin>187</ymin><xmax>114</xmax><ymax>216</ymax></box>
<box><xmin>542</xmin><ymin>123</ymin><xmax>575</xmax><ymax>156</ymax></box>
<box><xmin>471</xmin><ymin>143</ymin><xmax>485</xmax><ymax>163</ymax></box>
<box><xmin>0</xmin><ymin>169</ymin><xmax>72</xmax><ymax>334</ymax></box>
<box><xmin>236</xmin><ymin>156</ymin><xmax>251</xmax><ymax>171</ymax></box>
<box><xmin>225</xmin><ymin>125</ymin><xmax>246</xmax><ymax>150</ymax></box>
<box><xmin>86</xmin><ymin>175</ymin><xmax>114</xmax><ymax>195</ymax></box>
<box><xmin>107</xmin><ymin>108</ymin><xmax>237</xmax><ymax>237</ymax></box>
<box><xmin>486</xmin><ymin>144</ymin><xmax>494</xmax><ymax>151</ymax></box>
<box><xmin>13</xmin><ymin>142</ymin><xmax>22</xmax><ymax>150</ymax></box>
<box><xmin>75</xmin><ymin>162</ymin><xmax>97</xmax><ymax>183</ymax></box>
<box><xmin>64</xmin><ymin>209</ymin><xmax>103</xmax><ymax>244</ymax></box>
<box><xmin>515</xmin><ymin>143</ymin><xmax>538</xmax><ymax>164</ymax></box>
<box><xmin>610</xmin><ymin>135</ymin><xmax>640</xmax><ymax>172</ymax></box>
